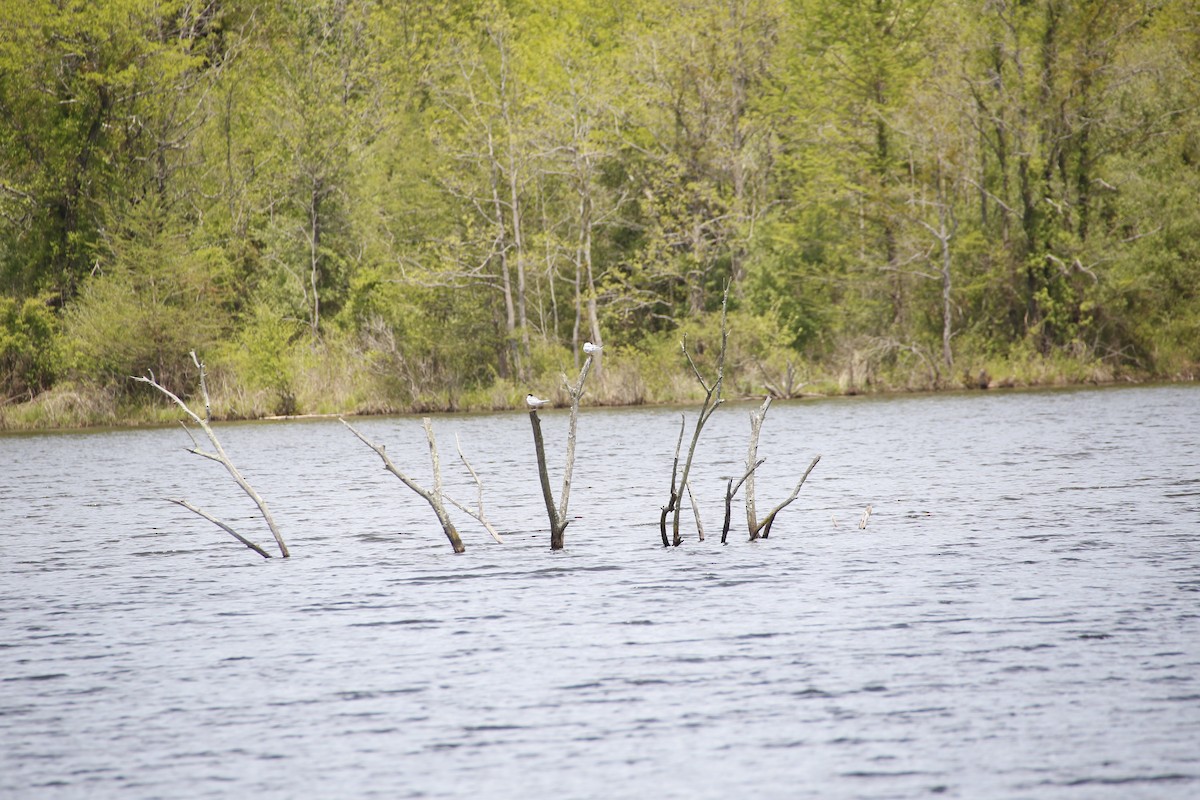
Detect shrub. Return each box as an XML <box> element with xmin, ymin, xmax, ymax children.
<box><xmin>0</xmin><ymin>295</ymin><xmax>60</xmax><ymax>400</ymax></box>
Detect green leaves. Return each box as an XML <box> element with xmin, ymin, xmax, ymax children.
<box><xmin>3</xmin><ymin>0</ymin><xmax>1199</xmax><ymax>410</ymax></box>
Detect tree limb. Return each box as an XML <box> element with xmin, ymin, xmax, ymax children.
<box><xmin>755</xmin><ymin>455</ymin><xmax>821</xmax><ymax>539</ymax></box>
<box><xmin>167</xmin><ymin>498</ymin><xmax>271</xmax><ymax>559</ymax></box>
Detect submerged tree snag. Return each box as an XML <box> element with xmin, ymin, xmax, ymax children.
<box><xmin>662</xmin><ymin>286</ymin><xmax>728</xmax><ymax>546</ymax></box>
<box><xmin>659</xmin><ymin>415</ymin><xmax>685</xmax><ymax>546</ymax></box>
<box><xmin>132</xmin><ymin>351</ymin><xmax>288</xmax><ymax>558</ymax></box>
<box><xmin>754</xmin><ymin>455</ymin><xmax>820</xmax><ymax>539</ymax></box>
<box><xmin>341</xmin><ymin>417</ymin><xmax>467</xmax><ymax>553</ymax></box>
<box><xmin>742</xmin><ymin>395</ymin><xmax>821</xmax><ymax>541</ymax></box>
<box><xmin>529</xmin><ymin>353</ymin><xmax>594</xmax><ymax>550</ymax></box>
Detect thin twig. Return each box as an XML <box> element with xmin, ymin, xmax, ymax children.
<box><xmin>453</xmin><ymin>432</ymin><xmax>504</xmax><ymax>543</ymax></box>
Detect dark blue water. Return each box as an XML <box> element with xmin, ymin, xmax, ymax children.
<box><xmin>3</xmin><ymin>385</ymin><xmax>1199</xmax><ymax>798</ymax></box>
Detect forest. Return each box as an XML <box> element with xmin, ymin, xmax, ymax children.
<box><xmin>1</xmin><ymin>0</ymin><xmax>1198</xmax><ymax>428</ymax></box>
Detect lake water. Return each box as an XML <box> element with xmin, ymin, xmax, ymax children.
<box><xmin>2</xmin><ymin>385</ymin><xmax>1199</xmax><ymax>799</ymax></box>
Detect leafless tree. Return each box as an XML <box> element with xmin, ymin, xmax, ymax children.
<box><xmin>133</xmin><ymin>351</ymin><xmax>288</xmax><ymax>558</ymax></box>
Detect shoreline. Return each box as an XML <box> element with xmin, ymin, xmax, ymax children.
<box><xmin>2</xmin><ymin>371</ymin><xmax>1193</xmax><ymax>436</ymax></box>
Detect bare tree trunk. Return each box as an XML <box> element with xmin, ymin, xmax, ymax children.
<box><xmin>572</xmin><ymin>242</ymin><xmax>583</xmax><ymax>369</ymax></box>
<box><xmin>529</xmin><ymin>410</ymin><xmax>566</xmax><ymax>548</ymax></box>
<box><xmin>489</xmin><ymin>156</ymin><xmax>519</xmax><ymax>380</ymax></box>
<box><xmin>496</xmin><ymin>28</ymin><xmax>531</xmax><ymax>380</ymax></box>
<box><xmin>308</xmin><ymin>184</ymin><xmax>322</xmax><ymax>337</ymax></box>
<box><xmin>720</xmin><ymin>458</ymin><xmax>764</xmax><ymax>545</ymax></box>
<box><xmin>660</xmin><ymin>414</ymin><xmax>685</xmax><ymax>547</ymax></box>
<box><xmin>529</xmin><ymin>354</ymin><xmax>595</xmax><ymax>550</ymax></box>
<box><xmin>744</xmin><ymin>396</ymin><xmax>771</xmax><ymax>536</ymax></box>
<box><xmin>739</xmin><ymin>391</ymin><xmax>821</xmax><ymax>541</ymax></box>
<box><xmin>938</xmin><ymin>182</ymin><xmax>955</xmax><ymax>371</ymax></box>
<box><xmin>580</xmin><ymin>180</ymin><xmax>603</xmax><ymax>379</ymax></box>
<box><xmin>512</xmin><ymin>185</ymin><xmax>531</xmax><ymax>379</ymax></box>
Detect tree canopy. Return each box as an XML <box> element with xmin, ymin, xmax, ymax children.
<box><xmin>2</xmin><ymin>0</ymin><xmax>1197</xmax><ymax>421</ymax></box>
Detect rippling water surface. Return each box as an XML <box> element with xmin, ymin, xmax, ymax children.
<box><xmin>3</xmin><ymin>385</ymin><xmax>1199</xmax><ymax>798</ymax></box>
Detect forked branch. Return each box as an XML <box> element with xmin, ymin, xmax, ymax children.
<box><xmin>447</xmin><ymin>433</ymin><xmax>504</xmax><ymax>543</ymax></box>
<box><xmin>665</xmin><ymin>284</ymin><xmax>729</xmax><ymax>546</ymax></box>
<box><xmin>529</xmin><ymin>353</ymin><xmax>595</xmax><ymax>550</ymax></box>
<box><xmin>133</xmin><ymin>351</ymin><xmax>288</xmax><ymax>558</ymax></box>
<box><xmin>742</xmin><ymin>394</ymin><xmax>820</xmax><ymax>541</ymax></box>
<box><xmin>340</xmin><ymin>417</ymin><xmax>466</xmax><ymax>553</ymax></box>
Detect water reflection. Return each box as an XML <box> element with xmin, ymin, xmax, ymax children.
<box><xmin>2</xmin><ymin>385</ymin><xmax>1199</xmax><ymax>798</ymax></box>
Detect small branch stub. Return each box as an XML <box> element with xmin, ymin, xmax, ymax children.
<box><xmin>859</xmin><ymin>504</ymin><xmax>873</xmax><ymax>530</ymax></box>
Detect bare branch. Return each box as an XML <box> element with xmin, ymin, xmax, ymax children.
<box><xmin>167</xmin><ymin>498</ymin><xmax>271</xmax><ymax>559</ymax></box>
<box><xmin>755</xmin><ymin>455</ymin><xmax>822</xmax><ymax>539</ymax></box>
<box><xmin>745</xmin><ymin>396</ymin><xmax>771</xmax><ymax>538</ymax></box>
<box><xmin>340</xmin><ymin>417</ymin><xmax>465</xmax><ymax>553</ymax></box>
<box><xmin>685</xmin><ymin>480</ymin><xmax>705</xmax><ymax>541</ymax></box>
<box><xmin>133</xmin><ymin>356</ymin><xmax>288</xmax><ymax>558</ymax></box>
<box><xmin>452</xmin><ymin>432</ymin><xmax>504</xmax><ymax>543</ymax></box>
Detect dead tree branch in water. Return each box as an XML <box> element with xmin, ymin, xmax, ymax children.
<box><xmin>742</xmin><ymin>395</ymin><xmax>821</xmax><ymax>540</ymax></box>
<box><xmin>663</xmin><ymin>285</ymin><xmax>728</xmax><ymax>546</ymax></box>
<box><xmin>744</xmin><ymin>396</ymin><xmax>771</xmax><ymax>537</ymax></box>
<box><xmin>446</xmin><ymin>433</ymin><xmax>504</xmax><ymax>543</ymax></box>
<box><xmin>341</xmin><ymin>417</ymin><xmax>466</xmax><ymax>553</ymax></box>
<box><xmin>685</xmin><ymin>481</ymin><xmax>705</xmax><ymax>541</ymax></box>
<box><xmin>859</xmin><ymin>504</ymin><xmax>873</xmax><ymax>530</ymax></box>
<box><xmin>755</xmin><ymin>455</ymin><xmax>821</xmax><ymax>539</ymax></box>
<box><xmin>529</xmin><ymin>353</ymin><xmax>594</xmax><ymax>550</ymax></box>
<box><xmin>659</xmin><ymin>414</ymin><xmax>685</xmax><ymax>546</ymax></box>
<box><xmin>167</xmin><ymin>498</ymin><xmax>271</xmax><ymax>559</ymax></box>
<box><xmin>721</xmin><ymin>458</ymin><xmax>765</xmax><ymax>544</ymax></box>
<box><xmin>132</xmin><ymin>351</ymin><xmax>288</xmax><ymax>558</ymax></box>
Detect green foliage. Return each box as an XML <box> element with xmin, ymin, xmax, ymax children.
<box><xmin>3</xmin><ymin>0</ymin><xmax>1199</xmax><ymax>422</ymax></box>
<box><xmin>64</xmin><ymin>198</ymin><xmax>233</xmax><ymax>396</ymax></box>
<box><xmin>0</xmin><ymin>295</ymin><xmax>59</xmax><ymax>400</ymax></box>
<box><xmin>0</xmin><ymin>0</ymin><xmax>219</xmax><ymax>299</ymax></box>
<box><xmin>215</xmin><ymin>304</ymin><xmax>304</xmax><ymax>416</ymax></box>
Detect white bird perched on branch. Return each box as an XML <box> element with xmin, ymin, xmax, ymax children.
<box><xmin>526</xmin><ymin>393</ymin><xmax>549</xmax><ymax>408</ymax></box>
<box><xmin>583</xmin><ymin>341</ymin><xmax>603</xmax><ymax>355</ymax></box>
